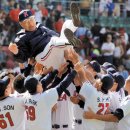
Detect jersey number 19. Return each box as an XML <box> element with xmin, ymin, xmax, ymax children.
<box><xmin>25</xmin><ymin>106</ymin><xmax>36</xmax><ymax>121</ymax></box>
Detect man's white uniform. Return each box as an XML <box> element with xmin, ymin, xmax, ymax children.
<box><xmin>80</xmin><ymin>81</ymin><xmax>111</xmax><ymax>130</ymax></box>
<box><xmin>117</xmin><ymin>95</ymin><xmax>130</xmax><ymax>130</ymax></box>
<box><xmin>24</xmin><ymin>88</ymin><xmax>58</xmax><ymax>130</ymax></box>
<box><xmin>72</xmin><ymin>90</ymin><xmax>84</xmax><ymax>130</ymax></box>
<box><xmin>105</xmin><ymin>88</ymin><xmax>125</xmax><ymax>130</ymax></box>
<box><xmin>0</xmin><ymin>96</ymin><xmax>25</xmax><ymax>130</ymax></box>
<box><xmin>52</xmin><ymin>83</ymin><xmax>75</xmax><ymax>130</ymax></box>
<box><xmin>35</xmin><ymin>20</ymin><xmax>77</xmax><ymax>69</ymax></box>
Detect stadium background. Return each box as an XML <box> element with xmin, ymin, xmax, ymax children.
<box><xmin>0</xmin><ymin>0</ymin><xmax>130</xmax><ymax>79</ymax></box>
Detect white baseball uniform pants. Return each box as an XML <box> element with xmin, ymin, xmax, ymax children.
<box><xmin>35</xmin><ymin>20</ymin><xmax>78</xmax><ymax>69</ymax></box>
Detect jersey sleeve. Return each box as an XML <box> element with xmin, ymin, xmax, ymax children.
<box><xmin>119</xmin><ymin>99</ymin><xmax>130</xmax><ymax>117</ymax></box>
<box><xmin>13</xmin><ymin>35</ymin><xmax>30</xmax><ymax>63</ymax></box>
<box><xmin>79</xmin><ymin>81</ymin><xmax>97</xmax><ymax>100</ymax></box>
<box><xmin>42</xmin><ymin>88</ymin><xmax>58</xmax><ymax>108</ymax></box>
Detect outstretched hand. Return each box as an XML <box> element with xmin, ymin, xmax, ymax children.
<box><xmin>34</xmin><ymin>63</ymin><xmax>44</xmax><ymax>74</ymax></box>
<box><xmin>42</xmin><ymin>66</ymin><xmax>53</xmax><ymax>75</ymax></box>
<box><xmin>58</xmin><ymin>62</ymin><xmax>69</xmax><ymax>78</ymax></box>
<box><xmin>8</xmin><ymin>43</ymin><xmax>18</xmax><ymax>54</ymax></box>
<box><xmin>28</xmin><ymin>58</ymin><xmax>36</xmax><ymax>66</ymax></box>
<box><xmin>65</xmin><ymin>48</ymin><xmax>79</xmax><ymax>64</ymax></box>
<box><xmin>70</xmin><ymin>96</ymin><xmax>79</xmax><ymax>104</ymax></box>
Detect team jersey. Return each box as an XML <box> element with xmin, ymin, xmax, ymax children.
<box><xmin>72</xmin><ymin>90</ymin><xmax>84</xmax><ymax>130</ymax></box>
<box><xmin>105</xmin><ymin>89</ymin><xmax>125</xmax><ymax>130</ymax></box>
<box><xmin>24</xmin><ymin>88</ymin><xmax>58</xmax><ymax>130</ymax></box>
<box><xmin>0</xmin><ymin>96</ymin><xmax>25</xmax><ymax>130</ymax></box>
<box><xmin>80</xmin><ymin>81</ymin><xmax>111</xmax><ymax>130</ymax></box>
<box><xmin>52</xmin><ymin>83</ymin><xmax>75</xmax><ymax>130</ymax></box>
<box><xmin>109</xmin><ymin>88</ymin><xmax>125</xmax><ymax>112</ymax></box>
<box><xmin>118</xmin><ymin>95</ymin><xmax>130</xmax><ymax>130</ymax></box>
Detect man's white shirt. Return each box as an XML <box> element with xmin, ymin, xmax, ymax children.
<box><xmin>24</xmin><ymin>88</ymin><xmax>58</xmax><ymax>130</ymax></box>
<box><xmin>0</xmin><ymin>96</ymin><xmax>25</xmax><ymax>130</ymax></box>
<box><xmin>52</xmin><ymin>83</ymin><xmax>75</xmax><ymax>130</ymax></box>
<box><xmin>105</xmin><ymin>89</ymin><xmax>125</xmax><ymax>130</ymax></box>
<box><xmin>118</xmin><ymin>95</ymin><xmax>130</xmax><ymax>130</ymax></box>
<box><xmin>80</xmin><ymin>81</ymin><xmax>111</xmax><ymax>130</ymax></box>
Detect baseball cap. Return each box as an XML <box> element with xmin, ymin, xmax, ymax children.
<box><xmin>0</xmin><ymin>70</ymin><xmax>15</xmax><ymax>79</ymax></box>
<box><xmin>113</xmin><ymin>72</ymin><xmax>125</xmax><ymax>92</ymax></box>
<box><xmin>19</xmin><ymin>10</ymin><xmax>33</xmax><ymax>22</ymax></box>
<box><xmin>0</xmin><ymin>76</ymin><xmax>10</xmax><ymax>97</ymax></box>
<box><xmin>89</xmin><ymin>60</ymin><xmax>101</xmax><ymax>73</ymax></box>
<box><xmin>0</xmin><ymin>71</ymin><xmax>8</xmax><ymax>79</ymax></box>
<box><xmin>101</xmin><ymin>62</ymin><xmax>116</xmax><ymax>70</ymax></box>
<box><xmin>100</xmin><ymin>74</ymin><xmax>114</xmax><ymax>94</ymax></box>
<box><xmin>107</xmin><ymin>67</ymin><xmax>117</xmax><ymax>75</ymax></box>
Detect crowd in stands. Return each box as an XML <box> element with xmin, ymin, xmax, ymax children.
<box><xmin>0</xmin><ymin>0</ymin><xmax>130</xmax><ymax>80</ymax></box>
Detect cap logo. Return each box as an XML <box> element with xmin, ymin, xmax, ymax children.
<box><xmin>24</xmin><ymin>11</ymin><xmax>28</xmax><ymax>17</ymax></box>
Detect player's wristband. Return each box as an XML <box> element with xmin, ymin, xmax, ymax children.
<box><xmin>74</xmin><ymin>61</ymin><xmax>82</xmax><ymax>67</ymax></box>
<box><xmin>114</xmin><ymin>108</ymin><xmax>124</xmax><ymax>121</ymax></box>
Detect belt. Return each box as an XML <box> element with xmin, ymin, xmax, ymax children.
<box><xmin>52</xmin><ymin>124</ymin><xmax>68</xmax><ymax>129</ymax></box>
<box><xmin>74</xmin><ymin>119</ymin><xmax>82</xmax><ymax>124</ymax></box>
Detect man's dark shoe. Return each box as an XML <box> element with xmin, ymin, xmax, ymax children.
<box><xmin>64</xmin><ymin>28</ymin><xmax>81</xmax><ymax>48</ymax></box>
<box><xmin>70</xmin><ymin>2</ymin><xmax>80</xmax><ymax>27</ymax></box>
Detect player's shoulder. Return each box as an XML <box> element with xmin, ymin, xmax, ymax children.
<box><xmin>124</xmin><ymin>96</ymin><xmax>130</xmax><ymax>102</ymax></box>
<box><xmin>2</xmin><ymin>96</ymin><xmax>22</xmax><ymax>104</ymax></box>
<box><xmin>120</xmin><ymin>95</ymin><xmax>130</xmax><ymax>106</ymax></box>
<box><xmin>14</xmin><ymin>29</ymin><xmax>26</xmax><ymax>42</ymax></box>
<box><xmin>16</xmin><ymin>29</ymin><xmax>26</xmax><ymax>35</ymax></box>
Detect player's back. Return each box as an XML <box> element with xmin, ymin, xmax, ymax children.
<box><xmin>105</xmin><ymin>89</ymin><xmax>125</xmax><ymax>130</ymax></box>
<box><xmin>80</xmin><ymin>82</ymin><xmax>111</xmax><ymax>130</ymax></box>
<box><xmin>85</xmin><ymin>91</ymin><xmax>110</xmax><ymax>130</ymax></box>
<box><xmin>0</xmin><ymin>96</ymin><xmax>25</xmax><ymax>130</ymax></box>
<box><xmin>52</xmin><ymin>83</ymin><xmax>75</xmax><ymax>129</ymax></box>
<box><xmin>24</xmin><ymin>88</ymin><xmax>58</xmax><ymax>130</ymax></box>
<box><xmin>109</xmin><ymin>88</ymin><xmax>125</xmax><ymax>112</ymax></box>
<box><xmin>118</xmin><ymin>96</ymin><xmax>130</xmax><ymax>130</ymax></box>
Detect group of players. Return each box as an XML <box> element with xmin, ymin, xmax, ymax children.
<box><xmin>0</xmin><ymin>47</ymin><xmax>130</xmax><ymax>130</ymax></box>
<box><xmin>0</xmin><ymin>2</ymin><xmax>130</xmax><ymax>130</ymax></box>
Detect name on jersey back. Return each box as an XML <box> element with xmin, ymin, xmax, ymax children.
<box><xmin>0</xmin><ymin>105</ymin><xmax>14</xmax><ymax>112</ymax></box>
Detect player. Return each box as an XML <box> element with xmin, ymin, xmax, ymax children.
<box><xmin>51</xmin><ymin>49</ymin><xmax>82</xmax><ymax>130</ymax></box>
<box><xmin>52</xmin><ymin>83</ymin><xmax>76</xmax><ymax>130</ymax></box>
<box><xmin>0</xmin><ymin>76</ymin><xmax>26</xmax><ymax>130</ymax></box>
<box><xmin>66</xmin><ymin>48</ymin><xmax>114</xmax><ymax>130</ymax></box>
<box><xmin>83</xmin><ymin>76</ymin><xmax>130</xmax><ymax>130</ymax></box>
<box><xmin>24</xmin><ymin>68</ymin><xmax>77</xmax><ymax>130</ymax></box>
<box><xmin>8</xmin><ymin>3</ymin><xmax>81</xmax><ymax>69</ymax></box>
<box><xmin>70</xmin><ymin>77</ymin><xmax>84</xmax><ymax>130</ymax></box>
<box><xmin>104</xmin><ymin>71</ymin><xmax>125</xmax><ymax>130</ymax></box>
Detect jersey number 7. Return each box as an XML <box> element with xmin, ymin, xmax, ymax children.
<box><xmin>0</xmin><ymin>112</ymin><xmax>14</xmax><ymax>129</ymax></box>
<box><xmin>25</xmin><ymin>106</ymin><xmax>36</xmax><ymax>121</ymax></box>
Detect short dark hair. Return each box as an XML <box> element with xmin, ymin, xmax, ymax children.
<box><xmin>0</xmin><ymin>76</ymin><xmax>10</xmax><ymax>97</ymax></box>
<box><xmin>24</xmin><ymin>76</ymin><xmax>38</xmax><ymax>94</ymax></box>
<box><xmin>13</xmin><ymin>74</ymin><xmax>26</xmax><ymax>93</ymax></box>
<box><xmin>113</xmin><ymin>72</ymin><xmax>125</xmax><ymax>92</ymax></box>
<box><xmin>100</xmin><ymin>74</ymin><xmax>114</xmax><ymax>94</ymax></box>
